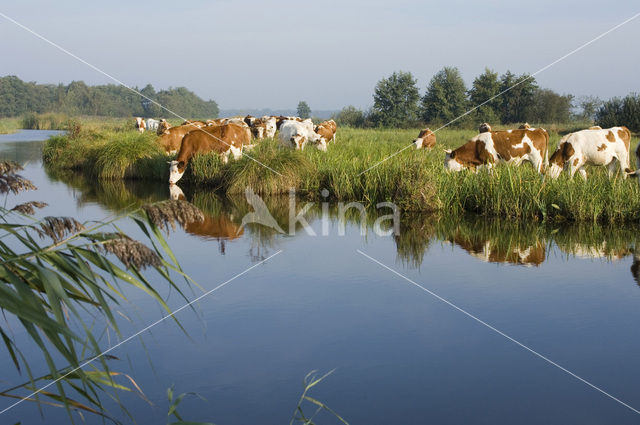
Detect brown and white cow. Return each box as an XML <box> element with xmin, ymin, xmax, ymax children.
<box><xmin>519</xmin><ymin>123</ymin><xmax>531</xmax><ymax>129</ymax></box>
<box><xmin>479</xmin><ymin>123</ymin><xmax>492</xmax><ymax>133</ymax></box>
<box><xmin>444</xmin><ymin>128</ymin><xmax>549</xmax><ymax>173</ymax></box>
<box><xmin>547</xmin><ymin>127</ymin><xmax>631</xmax><ymax>179</ymax></box>
<box><xmin>168</xmin><ymin>123</ymin><xmax>251</xmax><ymax>184</ymax></box>
<box><xmin>135</xmin><ymin>117</ymin><xmax>146</xmax><ymax>133</ymax></box>
<box><xmin>413</xmin><ymin>128</ymin><xmax>435</xmax><ymax>149</ymax></box>
<box><xmin>157</xmin><ymin>124</ymin><xmax>200</xmax><ymax>154</ymax></box>
<box><xmin>314</xmin><ymin>120</ymin><xmax>338</xmax><ymax>144</ymax></box>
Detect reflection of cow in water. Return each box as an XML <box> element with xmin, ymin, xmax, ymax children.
<box><xmin>168</xmin><ymin>185</ymin><xmax>243</xmax><ymax>254</ymax></box>
<box><xmin>448</xmin><ymin>234</ymin><xmax>546</xmax><ymax>266</ymax></box>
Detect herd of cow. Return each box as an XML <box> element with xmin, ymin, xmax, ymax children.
<box><xmin>135</xmin><ymin>116</ymin><xmax>637</xmax><ymax>186</ymax></box>
<box><xmin>134</xmin><ymin>115</ymin><xmax>337</xmax><ymax>184</ymax></box>
<box><xmin>436</xmin><ymin>122</ymin><xmax>636</xmax><ymax>179</ymax></box>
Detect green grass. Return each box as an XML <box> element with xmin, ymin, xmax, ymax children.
<box><xmin>43</xmin><ymin>123</ymin><xmax>640</xmax><ymax>223</ymax></box>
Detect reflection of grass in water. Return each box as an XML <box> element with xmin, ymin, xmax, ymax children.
<box><xmin>551</xmin><ymin>222</ymin><xmax>640</xmax><ymax>260</ymax></box>
<box><xmin>45</xmin><ymin>167</ymin><xmax>168</xmax><ymax>212</ymax></box>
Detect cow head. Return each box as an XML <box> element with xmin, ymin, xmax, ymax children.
<box><xmin>479</xmin><ymin>123</ymin><xmax>491</xmax><ymax>133</ymax></box>
<box><xmin>158</xmin><ymin>120</ymin><xmax>171</xmax><ymax>135</ymax></box>
<box><xmin>444</xmin><ymin>149</ymin><xmax>464</xmax><ymax>172</ymax></box>
<box><xmin>315</xmin><ymin>139</ymin><xmax>328</xmax><ymax>152</ymax></box>
<box><xmin>413</xmin><ymin>139</ymin><xmax>423</xmax><ymax>149</ymax></box>
<box><xmin>546</xmin><ymin>162</ymin><xmax>564</xmax><ymax>179</ymax></box>
<box><xmin>168</xmin><ymin>160</ymin><xmax>187</xmax><ymax>184</ymax></box>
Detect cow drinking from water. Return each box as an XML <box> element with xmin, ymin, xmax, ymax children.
<box><xmin>168</xmin><ymin>123</ymin><xmax>250</xmax><ymax>184</ymax></box>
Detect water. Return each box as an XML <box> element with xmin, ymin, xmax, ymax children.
<box><xmin>2</xmin><ymin>130</ymin><xmax>640</xmax><ymax>424</ymax></box>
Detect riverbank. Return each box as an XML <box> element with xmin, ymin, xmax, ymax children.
<box><xmin>42</xmin><ymin>125</ymin><xmax>640</xmax><ymax>222</ymax></box>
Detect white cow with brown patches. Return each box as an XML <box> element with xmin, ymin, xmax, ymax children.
<box><xmin>444</xmin><ymin>128</ymin><xmax>549</xmax><ymax>174</ymax></box>
<box><xmin>547</xmin><ymin>127</ymin><xmax>631</xmax><ymax>179</ymax></box>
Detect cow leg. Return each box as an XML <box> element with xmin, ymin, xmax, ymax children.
<box><xmin>568</xmin><ymin>157</ymin><xmax>585</xmax><ymax>179</ymax></box>
<box><xmin>528</xmin><ymin>151</ymin><xmax>544</xmax><ymax>174</ymax></box>
<box><xmin>607</xmin><ymin>159</ymin><xmax>619</xmax><ymax>178</ymax></box>
<box><xmin>221</xmin><ymin>152</ymin><xmax>230</xmax><ymax>164</ymax></box>
<box><xmin>578</xmin><ymin>168</ymin><xmax>588</xmax><ymax>180</ymax></box>
<box><xmin>230</xmin><ymin>145</ymin><xmax>243</xmax><ymax>160</ymax></box>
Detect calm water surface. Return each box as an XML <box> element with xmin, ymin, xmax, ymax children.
<box><xmin>2</xmin><ymin>130</ymin><xmax>640</xmax><ymax>424</ymax></box>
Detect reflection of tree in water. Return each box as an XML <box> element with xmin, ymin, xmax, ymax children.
<box><xmin>0</xmin><ymin>140</ymin><xmax>45</xmax><ymax>164</ymax></box>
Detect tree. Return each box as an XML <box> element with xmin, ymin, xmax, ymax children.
<box><xmin>421</xmin><ymin>67</ymin><xmax>468</xmax><ymax>125</ymax></box>
<box><xmin>333</xmin><ymin>105</ymin><xmax>365</xmax><ymax>127</ymax></box>
<box><xmin>0</xmin><ymin>76</ymin><xmax>219</xmax><ymax>118</ymax></box>
<box><xmin>297</xmin><ymin>101</ymin><xmax>311</xmax><ymax>119</ymax></box>
<box><xmin>577</xmin><ymin>96</ymin><xmax>602</xmax><ymax>122</ymax></box>
<box><xmin>372</xmin><ymin>71</ymin><xmax>420</xmax><ymax>127</ymax></box>
<box><xmin>468</xmin><ymin>68</ymin><xmax>501</xmax><ymax>124</ymax></box>
<box><xmin>527</xmin><ymin>89</ymin><xmax>574</xmax><ymax>123</ymax></box>
<box><xmin>140</xmin><ymin>84</ymin><xmax>161</xmax><ymax>117</ymax></box>
<box><xmin>596</xmin><ymin>94</ymin><xmax>640</xmax><ymax>131</ymax></box>
<box><xmin>498</xmin><ymin>71</ymin><xmax>537</xmax><ymax>123</ymax></box>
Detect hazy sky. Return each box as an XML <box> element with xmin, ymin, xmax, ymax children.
<box><xmin>1</xmin><ymin>1</ymin><xmax>639</xmax><ymax>110</ymax></box>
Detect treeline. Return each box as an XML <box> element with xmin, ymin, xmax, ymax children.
<box><xmin>0</xmin><ymin>75</ymin><xmax>219</xmax><ymax>118</ymax></box>
<box><xmin>334</xmin><ymin>67</ymin><xmax>638</xmax><ymax>131</ymax></box>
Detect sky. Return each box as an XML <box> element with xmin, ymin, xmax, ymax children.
<box><xmin>0</xmin><ymin>0</ymin><xmax>639</xmax><ymax>111</ymax></box>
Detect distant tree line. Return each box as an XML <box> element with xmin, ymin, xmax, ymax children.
<box><xmin>334</xmin><ymin>67</ymin><xmax>628</xmax><ymax>129</ymax></box>
<box><xmin>0</xmin><ymin>76</ymin><xmax>219</xmax><ymax>118</ymax></box>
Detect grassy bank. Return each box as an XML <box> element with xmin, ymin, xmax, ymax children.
<box><xmin>43</xmin><ymin>124</ymin><xmax>640</xmax><ymax>222</ymax></box>
<box><xmin>0</xmin><ymin>117</ymin><xmax>20</xmax><ymax>134</ymax></box>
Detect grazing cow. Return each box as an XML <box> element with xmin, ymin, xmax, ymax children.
<box><xmin>157</xmin><ymin>124</ymin><xmax>201</xmax><ymax>154</ymax></box>
<box><xmin>135</xmin><ymin>117</ymin><xmax>145</xmax><ymax>133</ymax></box>
<box><xmin>547</xmin><ymin>126</ymin><xmax>631</xmax><ymax>179</ymax></box>
<box><xmin>278</xmin><ymin>120</ymin><xmax>325</xmax><ymax>151</ymax></box>
<box><xmin>479</xmin><ymin>123</ymin><xmax>492</xmax><ymax>133</ymax></box>
<box><xmin>168</xmin><ymin>123</ymin><xmax>251</xmax><ymax>184</ymax></box>
<box><xmin>444</xmin><ymin>128</ymin><xmax>549</xmax><ymax>173</ymax></box>
<box><xmin>519</xmin><ymin>123</ymin><xmax>531</xmax><ymax>129</ymax></box>
<box><xmin>413</xmin><ymin>128</ymin><xmax>435</xmax><ymax>149</ymax></box>
<box><xmin>146</xmin><ymin>118</ymin><xmax>161</xmax><ymax>133</ymax></box>
<box><xmin>314</xmin><ymin>120</ymin><xmax>338</xmax><ymax>145</ymax></box>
